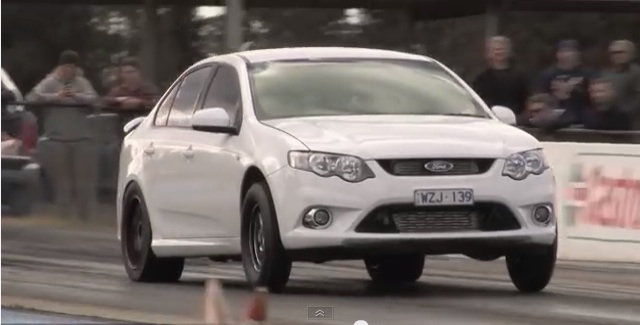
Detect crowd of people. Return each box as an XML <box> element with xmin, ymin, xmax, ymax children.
<box><xmin>473</xmin><ymin>37</ymin><xmax>640</xmax><ymax>131</ymax></box>
<box><xmin>2</xmin><ymin>42</ymin><xmax>640</xmax><ymax>218</ymax></box>
<box><xmin>14</xmin><ymin>50</ymin><xmax>159</xmax><ymax>219</ymax></box>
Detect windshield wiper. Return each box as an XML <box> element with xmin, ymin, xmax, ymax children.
<box><xmin>438</xmin><ymin>113</ymin><xmax>488</xmax><ymax>118</ymax></box>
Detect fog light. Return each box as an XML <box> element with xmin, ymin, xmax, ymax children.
<box><xmin>313</xmin><ymin>210</ymin><xmax>331</xmax><ymax>226</ymax></box>
<box><xmin>532</xmin><ymin>205</ymin><xmax>552</xmax><ymax>225</ymax></box>
<box><xmin>303</xmin><ymin>208</ymin><xmax>332</xmax><ymax>229</ymax></box>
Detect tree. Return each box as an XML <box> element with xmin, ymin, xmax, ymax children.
<box><xmin>1</xmin><ymin>4</ymin><xmax>117</xmax><ymax>92</ymax></box>
<box><xmin>244</xmin><ymin>8</ymin><xmax>347</xmax><ymax>49</ymax></box>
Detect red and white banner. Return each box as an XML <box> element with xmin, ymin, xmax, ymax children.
<box><xmin>543</xmin><ymin>142</ymin><xmax>640</xmax><ymax>262</ymax></box>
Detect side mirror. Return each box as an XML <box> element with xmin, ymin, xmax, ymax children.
<box><xmin>491</xmin><ymin>105</ymin><xmax>517</xmax><ymax>125</ymax></box>
<box><xmin>123</xmin><ymin>116</ymin><xmax>146</xmax><ymax>134</ymax></box>
<box><xmin>192</xmin><ymin>107</ymin><xmax>238</xmax><ymax>135</ymax></box>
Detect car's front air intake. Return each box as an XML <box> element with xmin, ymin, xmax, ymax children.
<box><xmin>392</xmin><ymin>210</ymin><xmax>480</xmax><ymax>233</ymax></box>
<box><xmin>355</xmin><ymin>203</ymin><xmax>520</xmax><ymax>233</ymax></box>
<box><xmin>377</xmin><ymin>158</ymin><xmax>495</xmax><ymax>176</ymax></box>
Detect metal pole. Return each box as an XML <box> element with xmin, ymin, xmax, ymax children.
<box><xmin>142</xmin><ymin>0</ymin><xmax>158</xmax><ymax>83</ymax></box>
<box><xmin>484</xmin><ymin>2</ymin><xmax>499</xmax><ymax>39</ymax></box>
<box><xmin>225</xmin><ymin>0</ymin><xmax>245</xmax><ymax>53</ymax></box>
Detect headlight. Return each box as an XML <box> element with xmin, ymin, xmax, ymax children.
<box><xmin>288</xmin><ymin>151</ymin><xmax>375</xmax><ymax>182</ymax></box>
<box><xmin>502</xmin><ymin>149</ymin><xmax>549</xmax><ymax>180</ymax></box>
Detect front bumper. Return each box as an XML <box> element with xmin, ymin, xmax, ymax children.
<box><xmin>267</xmin><ymin>159</ymin><xmax>556</xmax><ymax>257</ymax></box>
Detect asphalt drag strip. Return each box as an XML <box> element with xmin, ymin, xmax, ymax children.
<box><xmin>2</xmin><ymin>223</ymin><xmax>640</xmax><ymax>325</ymax></box>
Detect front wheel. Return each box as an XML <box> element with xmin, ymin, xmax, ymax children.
<box><xmin>365</xmin><ymin>254</ymin><xmax>425</xmax><ymax>284</ymax></box>
<box><xmin>241</xmin><ymin>182</ymin><xmax>292</xmax><ymax>293</ymax></box>
<box><xmin>506</xmin><ymin>240</ymin><xmax>557</xmax><ymax>293</ymax></box>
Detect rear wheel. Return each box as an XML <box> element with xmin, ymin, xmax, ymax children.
<box><xmin>365</xmin><ymin>254</ymin><xmax>425</xmax><ymax>284</ymax></box>
<box><xmin>241</xmin><ymin>182</ymin><xmax>292</xmax><ymax>293</ymax></box>
<box><xmin>506</xmin><ymin>238</ymin><xmax>557</xmax><ymax>293</ymax></box>
<box><xmin>121</xmin><ymin>185</ymin><xmax>184</xmax><ymax>282</ymax></box>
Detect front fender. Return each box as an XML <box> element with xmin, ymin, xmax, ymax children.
<box><xmin>248</xmin><ymin>121</ymin><xmax>308</xmax><ymax>176</ymax></box>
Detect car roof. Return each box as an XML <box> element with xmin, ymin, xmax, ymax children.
<box><xmin>201</xmin><ymin>47</ymin><xmax>434</xmax><ymax>65</ymax></box>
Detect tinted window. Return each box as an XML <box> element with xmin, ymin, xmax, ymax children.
<box><xmin>248</xmin><ymin>59</ymin><xmax>487</xmax><ymax>120</ymax></box>
<box><xmin>167</xmin><ymin>67</ymin><xmax>212</xmax><ymax>127</ymax></box>
<box><xmin>202</xmin><ymin>65</ymin><xmax>242</xmax><ymax>120</ymax></box>
<box><xmin>154</xmin><ymin>83</ymin><xmax>180</xmax><ymax>126</ymax></box>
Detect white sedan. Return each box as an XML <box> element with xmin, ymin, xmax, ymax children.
<box><xmin>117</xmin><ymin>47</ymin><xmax>557</xmax><ymax>293</ymax></box>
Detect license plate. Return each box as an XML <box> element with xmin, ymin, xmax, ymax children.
<box><xmin>414</xmin><ymin>189</ymin><xmax>474</xmax><ymax>206</ymax></box>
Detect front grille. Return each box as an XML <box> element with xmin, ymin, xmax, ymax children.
<box><xmin>393</xmin><ymin>210</ymin><xmax>480</xmax><ymax>233</ymax></box>
<box><xmin>355</xmin><ymin>203</ymin><xmax>520</xmax><ymax>234</ymax></box>
<box><xmin>377</xmin><ymin>158</ymin><xmax>494</xmax><ymax>176</ymax></box>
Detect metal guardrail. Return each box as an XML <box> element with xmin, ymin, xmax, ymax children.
<box><xmin>3</xmin><ymin>99</ymin><xmax>640</xmax><ymax>144</ymax></box>
<box><xmin>3</xmin><ymin>99</ymin><xmax>151</xmax><ymax>142</ymax></box>
<box><xmin>4</xmin><ymin>99</ymin><xmax>151</xmax><ymax>114</ymax></box>
<box><xmin>520</xmin><ymin>127</ymin><xmax>640</xmax><ymax>144</ymax></box>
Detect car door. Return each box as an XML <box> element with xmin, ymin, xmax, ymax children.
<box><xmin>148</xmin><ymin>66</ymin><xmax>216</xmax><ymax>239</ymax></box>
<box><xmin>181</xmin><ymin>64</ymin><xmax>247</xmax><ymax>238</ymax></box>
<box><xmin>138</xmin><ymin>80</ymin><xmax>180</xmax><ymax>239</ymax></box>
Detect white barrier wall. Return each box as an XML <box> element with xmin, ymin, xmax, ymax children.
<box><xmin>542</xmin><ymin>142</ymin><xmax>640</xmax><ymax>263</ymax></box>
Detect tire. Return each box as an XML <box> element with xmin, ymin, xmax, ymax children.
<box><xmin>241</xmin><ymin>182</ymin><xmax>292</xmax><ymax>293</ymax></box>
<box><xmin>365</xmin><ymin>254</ymin><xmax>425</xmax><ymax>284</ymax></box>
<box><xmin>506</xmin><ymin>235</ymin><xmax>557</xmax><ymax>293</ymax></box>
<box><xmin>121</xmin><ymin>184</ymin><xmax>184</xmax><ymax>283</ymax></box>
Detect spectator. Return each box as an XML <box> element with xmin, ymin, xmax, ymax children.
<box><xmin>603</xmin><ymin>40</ymin><xmax>640</xmax><ymax>130</ymax></box>
<box><xmin>472</xmin><ymin>36</ymin><xmax>528</xmax><ymax>115</ymax></box>
<box><xmin>517</xmin><ymin>93</ymin><xmax>563</xmax><ymax>128</ymax></box>
<box><xmin>1</xmin><ymin>131</ymin><xmax>22</xmax><ymax>156</ymax></box>
<box><xmin>26</xmin><ymin>50</ymin><xmax>99</xmax><ymax>220</ymax></box>
<box><xmin>106</xmin><ymin>57</ymin><xmax>159</xmax><ymax>126</ymax></box>
<box><xmin>583</xmin><ymin>77</ymin><xmax>631</xmax><ymax>130</ymax></box>
<box><xmin>2</xmin><ymin>72</ymin><xmax>38</xmax><ymax>156</ymax></box>
<box><xmin>101</xmin><ymin>66</ymin><xmax>120</xmax><ymax>91</ymax></box>
<box><xmin>536</xmin><ymin>40</ymin><xmax>592</xmax><ymax>126</ymax></box>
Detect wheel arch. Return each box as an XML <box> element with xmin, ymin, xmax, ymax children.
<box><xmin>239</xmin><ymin>165</ymin><xmax>284</xmax><ymax>235</ymax></box>
<box><xmin>119</xmin><ymin>180</ymin><xmax>143</xmax><ymax>241</ymax></box>
<box><xmin>240</xmin><ymin>166</ymin><xmax>269</xmax><ymax>208</ymax></box>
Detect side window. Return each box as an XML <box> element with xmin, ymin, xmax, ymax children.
<box><xmin>167</xmin><ymin>67</ymin><xmax>212</xmax><ymax>127</ymax></box>
<box><xmin>202</xmin><ymin>65</ymin><xmax>242</xmax><ymax>121</ymax></box>
<box><xmin>153</xmin><ymin>83</ymin><xmax>180</xmax><ymax>126</ymax></box>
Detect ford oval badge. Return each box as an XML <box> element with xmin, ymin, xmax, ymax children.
<box><xmin>424</xmin><ymin>160</ymin><xmax>454</xmax><ymax>173</ymax></box>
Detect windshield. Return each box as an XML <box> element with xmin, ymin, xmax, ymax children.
<box><xmin>247</xmin><ymin>59</ymin><xmax>488</xmax><ymax>120</ymax></box>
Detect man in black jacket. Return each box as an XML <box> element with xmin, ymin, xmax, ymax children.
<box><xmin>584</xmin><ymin>77</ymin><xmax>631</xmax><ymax>130</ymax></box>
<box><xmin>535</xmin><ymin>40</ymin><xmax>593</xmax><ymax>126</ymax></box>
<box><xmin>472</xmin><ymin>36</ymin><xmax>529</xmax><ymax>115</ymax></box>
<box><xmin>604</xmin><ymin>40</ymin><xmax>640</xmax><ymax>130</ymax></box>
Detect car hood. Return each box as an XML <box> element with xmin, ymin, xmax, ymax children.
<box><xmin>261</xmin><ymin>115</ymin><xmax>540</xmax><ymax>159</ymax></box>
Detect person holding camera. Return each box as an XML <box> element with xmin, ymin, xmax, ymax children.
<box><xmin>27</xmin><ymin>50</ymin><xmax>99</xmax><ymax>220</ymax></box>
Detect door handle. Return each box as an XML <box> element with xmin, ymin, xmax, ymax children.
<box><xmin>143</xmin><ymin>144</ymin><xmax>155</xmax><ymax>155</ymax></box>
<box><xmin>182</xmin><ymin>145</ymin><xmax>194</xmax><ymax>159</ymax></box>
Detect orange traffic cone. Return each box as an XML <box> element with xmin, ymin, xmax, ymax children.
<box><xmin>204</xmin><ymin>279</ymin><xmax>231</xmax><ymax>325</ymax></box>
<box><xmin>245</xmin><ymin>287</ymin><xmax>268</xmax><ymax>324</ymax></box>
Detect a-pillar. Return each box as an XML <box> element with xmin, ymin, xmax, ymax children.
<box><xmin>141</xmin><ymin>0</ymin><xmax>158</xmax><ymax>84</ymax></box>
<box><xmin>225</xmin><ymin>0</ymin><xmax>245</xmax><ymax>53</ymax></box>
